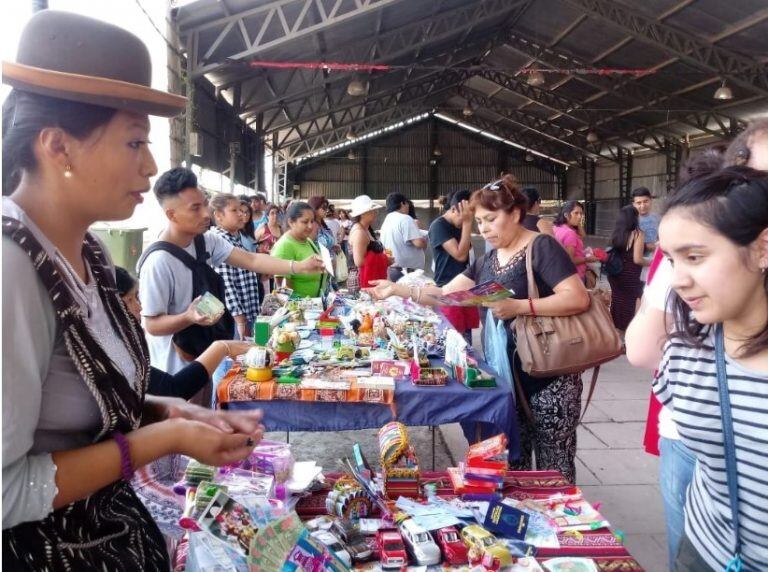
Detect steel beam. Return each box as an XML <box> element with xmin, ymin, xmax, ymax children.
<box><xmin>476</xmin><ymin>70</ymin><xmax>668</xmax><ymax>154</ymax></box>
<box><xmin>183</xmin><ymin>0</ymin><xmax>407</xmax><ymax>78</ymax></box>
<box><xmin>276</xmin><ymin>72</ymin><xmax>465</xmax><ymax>150</ymax></box>
<box><xmin>562</xmin><ymin>0</ymin><xmax>768</xmax><ymax>96</ymax></box>
<box><xmin>502</xmin><ymin>33</ymin><xmax>746</xmax><ymax>140</ymax></box>
<box><xmin>458</xmin><ymin>87</ymin><xmax>622</xmax><ymax>162</ymax></box>
<box><xmin>439</xmin><ymin>113</ymin><xmax>578</xmax><ymax>164</ymax></box>
<box><xmin>618</xmin><ymin>148</ymin><xmax>633</xmax><ymax>206</ymax></box>
<box><xmin>237</xmin><ymin>0</ymin><xmax>531</xmax><ymax>117</ymax></box>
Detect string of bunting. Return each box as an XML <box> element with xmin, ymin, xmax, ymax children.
<box><xmin>247</xmin><ymin>60</ymin><xmax>656</xmax><ymax>77</ymax></box>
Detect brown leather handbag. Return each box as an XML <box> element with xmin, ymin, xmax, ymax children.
<box><xmin>513</xmin><ymin>236</ymin><xmax>623</xmax><ymax>420</ymax></box>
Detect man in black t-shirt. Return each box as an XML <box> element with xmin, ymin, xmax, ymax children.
<box><xmin>428</xmin><ymin>189</ymin><xmax>479</xmax><ymax>342</ymax></box>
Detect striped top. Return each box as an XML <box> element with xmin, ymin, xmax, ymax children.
<box><xmin>653</xmin><ymin>330</ymin><xmax>768</xmax><ymax>570</ymax></box>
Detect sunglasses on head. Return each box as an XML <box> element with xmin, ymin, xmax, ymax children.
<box><xmin>483</xmin><ymin>179</ymin><xmax>503</xmax><ymax>191</ymax></box>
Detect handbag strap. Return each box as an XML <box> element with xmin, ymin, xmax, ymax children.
<box><xmin>523</xmin><ymin>235</ymin><xmax>542</xmax><ymax>300</ymax></box>
<box><xmin>512</xmin><ymin>351</ymin><xmax>601</xmax><ymax>426</ymax></box>
<box><xmin>714</xmin><ymin>324</ymin><xmax>744</xmax><ymax>571</ymax></box>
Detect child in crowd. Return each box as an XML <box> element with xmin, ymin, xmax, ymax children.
<box><xmin>652</xmin><ymin>167</ymin><xmax>768</xmax><ymax>571</ymax></box>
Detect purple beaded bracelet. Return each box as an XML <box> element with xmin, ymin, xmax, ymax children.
<box><xmin>113</xmin><ymin>432</ymin><xmax>135</xmax><ymax>481</ymax></box>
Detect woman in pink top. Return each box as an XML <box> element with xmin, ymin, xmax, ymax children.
<box><xmin>553</xmin><ymin>200</ymin><xmax>598</xmax><ymax>281</ymax></box>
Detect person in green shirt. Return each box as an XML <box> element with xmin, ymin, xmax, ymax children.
<box><xmin>271</xmin><ymin>201</ymin><xmax>327</xmax><ymax>297</ymax></box>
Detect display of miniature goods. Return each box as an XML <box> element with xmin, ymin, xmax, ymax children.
<box><xmin>326</xmin><ymin>475</ymin><xmax>374</xmax><ymax>520</ymax></box>
<box><xmin>243</xmin><ymin>346</ymin><xmax>274</xmax><ymax>382</ymax></box>
<box><xmin>272</xmin><ymin>327</ymin><xmax>300</xmax><ymax>361</ymax></box>
<box><xmin>378</xmin><ymin>422</ymin><xmax>420</xmax><ymax>499</ymax></box>
<box><xmin>413</xmin><ymin>367</ymin><xmax>448</xmax><ymax>386</ymax></box>
<box><xmin>240</xmin><ymin>440</ymin><xmax>295</xmax><ymax>483</ymax></box>
<box><xmin>183</xmin><ymin>460</ymin><xmax>217</xmax><ymax>487</ymax></box>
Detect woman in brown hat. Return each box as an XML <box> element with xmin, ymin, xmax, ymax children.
<box><xmin>1</xmin><ymin>11</ymin><xmax>266</xmax><ymax>570</ymax></box>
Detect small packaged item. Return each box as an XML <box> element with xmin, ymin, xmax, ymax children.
<box><xmin>197</xmin><ymin>491</ymin><xmax>257</xmax><ymax>555</ymax></box>
<box><xmin>184</xmin><ymin>460</ymin><xmax>217</xmax><ymax>486</ymax></box>
<box><xmin>542</xmin><ymin>557</ymin><xmax>599</xmax><ymax>572</ymax></box>
<box><xmin>282</xmin><ymin>529</ymin><xmax>351</xmax><ymax>572</ymax></box>
<box><xmin>240</xmin><ymin>440</ymin><xmax>294</xmax><ymax>483</ymax></box>
<box><xmin>185</xmin><ymin>531</ymin><xmax>248</xmax><ymax>572</ymax></box>
<box><xmin>195</xmin><ymin>292</ymin><xmax>225</xmax><ymax>321</ymax></box>
<box><xmin>413</xmin><ymin>367</ymin><xmax>448</xmax><ymax>386</ymax></box>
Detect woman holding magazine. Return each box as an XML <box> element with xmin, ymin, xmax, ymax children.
<box><xmin>368</xmin><ymin>175</ymin><xmax>590</xmax><ymax>482</ymax></box>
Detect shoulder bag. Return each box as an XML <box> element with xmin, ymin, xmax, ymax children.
<box><xmin>513</xmin><ymin>235</ymin><xmax>623</xmax><ymax>420</ymax></box>
<box><xmin>714</xmin><ymin>324</ymin><xmax>744</xmax><ymax>572</ymax></box>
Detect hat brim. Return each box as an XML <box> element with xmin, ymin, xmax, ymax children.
<box><xmin>3</xmin><ymin>61</ymin><xmax>186</xmax><ymax>117</ymax></box>
<box><xmin>349</xmin><ymin>203</ymin><xmax>382</xmax><ymax>218</ymax></box>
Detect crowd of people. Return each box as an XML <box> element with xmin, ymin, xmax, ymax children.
<box><xmin>2</xmin><ymin>9</ymin><xmax>767</xmax><ymax>572</ymax></box>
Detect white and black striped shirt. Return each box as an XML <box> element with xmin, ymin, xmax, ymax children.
<box><xmin>653</xmin><ymin>332</ymin><xmax>768</xmax><ymax>571</ymax></box>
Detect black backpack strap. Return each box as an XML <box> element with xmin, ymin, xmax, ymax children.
<box><xmin>193</xmin><ymin>233</ymin><xmax>209</xmax><ymax>264</ymax></box>
<box><xmin>137</xmin><ymin>240</ymin><xmax>200</xmax><ymax>275</ymax></box>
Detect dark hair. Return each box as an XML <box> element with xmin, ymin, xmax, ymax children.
<box><xmin>631</xmin><ymin>187</ymin><xmax>652</xmax><ymax>199</ymax></box>
<box><xmin>725</xmin><ymin>118</ymin><xmax>768</xmax><ymax>167</ymax></box>
<box><xmin>3</xmin><ymin>90</ymin><xmax>117</xmax><ymax>195</ymax></box>
<box><xmin>521</xmin><ymin>187</ymin><xmax>540</xmax><ymax>210</ymax></box>
<box><xmin>553</xmin><ymin>200</ymin><xmax>584</xmax><ymax>227</ymax></box>
<box><xmin>240</xmin><ymin>200</ymin><xmax>255</xmax><ymax>237</ymax></box>
<box><xmin>610</xmin><ymin>204</ymin><xmax>640</xmax><ymax>250</ymax></box>
<box><xmin>285</xmin><ymin>201</ymin><xmax>314</xmax><ymax>223</ymax></box>
<box><xmin>115</xmin><ymin>266</ymin><xmax>136</xmax><ymax>297</ymax></box>
<box><xmin>664</xmin><ymin>166</ymin><xmax>768</xmax><ymax>357</ymax></box>
<box><xmin>154</xmin><ymin>167</ymin><xmax>198</xmax><ymax>203</ymax></box>
<box><xmin>407</xmin><ymin>200</ymin><xmax>417</xmax><ymax>220</ymax></box>
<box><xmin>445</xmin><ymin>189</ymin><xmax>471</xmax><ymax>212</ymax></box>
<box><xmin>678</xmin><ymin>144</ymin><xmax>727</xmax><ymax>187</ymax></box>
<box><xmin>307</xmin><ymin>196</ymin><xmax>329</xmax><ymax>229</ymax></box>
<box><xmin>385</xmin><ymin>192</ymin><xmax>407</xmax><ymax>213</ymax></box>
<box><xmin>469</xmin><ymin>175</ymin><xmax>527</xmax><ymax>224</ymax></box>
<box><xmin>265</xmin><ymin>203</ymin><xmax>280</xmax><ymax>216</ymax></box>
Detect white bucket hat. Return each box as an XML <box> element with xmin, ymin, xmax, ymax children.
<box><xmin>348</xmin><ymin>195</ymin><xmax>382</xmax><ymax>218</ymax></box>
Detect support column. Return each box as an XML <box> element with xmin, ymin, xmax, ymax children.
<box><xmin>582</xmin><ymin>157</ymin><xmax>596</xmax><ymax>235</ymax></box>
<box><xmin>361</xmin><ymin>143</ymin><xmax>368</xmax><ymax>195</ymax></box>
<box><xmin>428</xmin><ymin>118</ymin><xmax>439</xmax><ymax>215</ymax></box>
<box><xmin>664</xmin><ymin>138</ymin><xmax>682</xmax><ymax>195</ymax></box>
<box><xmin>255</xmin><ymin>112</ymin><xmax>265</xmax><ymax>193</ymax></box>
<box><xmin>618</xmin><ymin>149</ymin><xmax>633</xmax><ymax>206</ymax></box>
<box><xmin>183</xmin><ymin>32</ymin><xmax>197</xmax><ymax>169</ymax></box>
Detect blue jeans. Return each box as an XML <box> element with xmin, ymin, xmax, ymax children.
<box><xmin>210</xmin><ymin>356</ymin><xmax>233</xmax><ymax>408</ymax></box>
<box><xmin>659</xmin><ymin>437</ymin><xmax>696</xmax><ymax>571</ymax></box>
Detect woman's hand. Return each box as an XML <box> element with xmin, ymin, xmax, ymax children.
<box><xmin>171</xmin><ymin>418</ymin><xmax>262</xmax><ymax>467</ymax></box>
<box><xmin>165</xmin><ymin>398</ymin><xmax>264</xmax><ymax>435</ymax></box>
<box><xmin>220</xmin><ymin>340</ymin><xmax>255</xmax><ymax>358</ymax></box>
<box><xmin>366</xmin><ymin>279</ymin><xmax>400</xmax><ymax>300</ymax></box>
<box><xmin>483</xmin><ymin>298</ymin><xmax>524</xmax><ymax>320</ymax></box>
<box><xmin>295</xmin><ymin>255</ymin><xmax>325</xmax><ymax>274</ymax></box>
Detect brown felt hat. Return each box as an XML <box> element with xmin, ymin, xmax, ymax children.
<box><xmin>2</xmin><ymin>10</ymin><xmax>186</xmax><ymax>117</ymax></box>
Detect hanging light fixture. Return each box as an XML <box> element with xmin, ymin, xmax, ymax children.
<box><xmin>346</xmin><ymin>130</ymin><xmax>356</xmax><ymax>141</ymax></box>
<box><xmin>525</xmin><ymin>153</ymin><xmax>534</xmax><ymax>162</ymax></box>
<box><xmin>527</xmin><ymin>70</ymin><xmax>545</xmax><ymax>87</ymax></box>
<box><xmin>347</xmin><ymin>149</ymin><xmax>357</xmax><ymax>160</ymax></box>
<box><xmin>347</xmin><ymin>77</ymin><xmax>369</xmax><ymax>97</ymax></box>
<box><xmin>462</xmin><ymin>104</ymin><xmax>474</xmax><ymax>117</ymax></box>
<box><xmin>586</xmin><ymin>130</ymin><xmax>599</xmax><ymax>143</ymax></box>
<box><xmin>432</xmin><ymin>147</ymin><xmax>442</xmax><ymax>157</ymax></box>
<box><xmin>713</xmin><ymin>80</ymin><xmax>733</xmax><ymax>100</ymax></box>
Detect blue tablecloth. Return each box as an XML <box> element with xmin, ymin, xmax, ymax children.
<box><xmin>221</xmin><ymin>358</ymin><xmax>520</xmax><ymax>459</ymax></box>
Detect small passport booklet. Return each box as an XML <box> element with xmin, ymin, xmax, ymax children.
<box><xmin>484</xmin><ymin>499</ymin><xmax>530</xmax><ymax>540</ymax></box>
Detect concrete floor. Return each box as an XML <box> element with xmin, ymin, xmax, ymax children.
<box><xmin>265</xmin><ymin>353</ymin><xmax>667</xmax><ymax>572</ymax></box>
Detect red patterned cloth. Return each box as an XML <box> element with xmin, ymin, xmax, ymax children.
<box><xmin>642</xmin><ymin>249</ymin><xmax>666</xmax><ymax>457</ymax></box>
<box><xmin>296</xmin><ymin>470</ymin><xmax>643</xmax><ymax>571</ymax></box>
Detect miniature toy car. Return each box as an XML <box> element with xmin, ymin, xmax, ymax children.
<box><xmin>398</xmin><ymin>519</ymin><xmax>441</xmax><ymax>565</ymax></box>
<box><xmin>433</xmin><ymin>526</ymin><xmax>469</xmax><ymax>565</ymax></box>
<box><xmin>310</xmin><ymin>529</ymin><xmax>352</xmax><ymax>567</ymax></box>
<box><xmin>330</xmin><ymin>519</ymin><xmax>374</xmax><ymax>562</ymax></box>
<box><xmin>376</xmin><ymin>528</ymin><xmax>408</xmax><ymax>570</ymax></box>
<box><xmin>460</xmin><ymin>524</ymin><xmax>512</xmax><ymax>567</ymax></box>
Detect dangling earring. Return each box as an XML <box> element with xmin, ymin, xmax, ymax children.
<box><xmin>64</xmin><ymin>164</ymin><xmax>73</xmax><ymax>179</ymax></box>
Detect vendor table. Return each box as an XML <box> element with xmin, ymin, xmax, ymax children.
<box><xmin>219</xmin><ymin>358</ymin><xmax>520</xmax><ymax>464</ymax></box>
<box><xmin>296</xmin><ymin>470</ymin><xmax>644</xmax><ymax>571</ymax></box>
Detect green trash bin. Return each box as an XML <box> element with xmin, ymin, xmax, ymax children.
<box><xmin>90</xmin><ymin>226</ymin><xmax>147</xmax><ymax>275</ymax></box>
